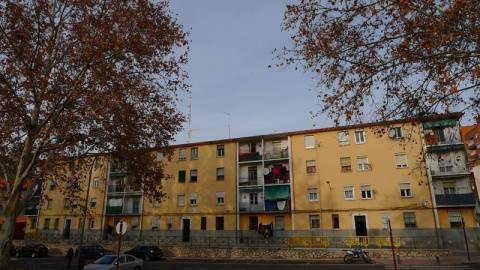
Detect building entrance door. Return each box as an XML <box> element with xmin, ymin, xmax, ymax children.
<box><xmin>182</xmin><ymin>218</ymin><xmax>190</xmax><ymax>242</ymax></box>
<box><xmin>354</xmin><ymin>215</ymin><xmax>367</xmax><ymax>236</ymax></box>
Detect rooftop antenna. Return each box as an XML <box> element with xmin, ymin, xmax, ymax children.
<box><xmin>223</xmin><ymin>112</ymin><xmax>231</xmax><ymax>139</ymax></box>
<box><xmin>186</xmin><ymin>93</ymin><xmax>193</xmax><ymax>143</ymax></box>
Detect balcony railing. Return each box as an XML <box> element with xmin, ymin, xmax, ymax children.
<box><xmin>24</xmin><ymin>209</ymin><xmax>39</xmax><ymax>216</ymax></box>
<box><xmin>239</xmin><ymin>178</ymin><xmax>262</xmax><ymax>186</ymax></box>
<box><xmin>239</xmin><ymin>153</ymin><xmax>262</xmax><ymax>162</ymax></box>
<box><xmin>105</xmin><ymin>206</ymin><xmax>141</xmax><ymax>215</ymax></box>
<box><xmin>467</xmin><ymin>140</ymin><xmax>476</xmax><ymax>149</ymax></box>
<box><xmin>435</xmin><ymin>193</ymin><xmax>476</xmax><ymax>206</ymax></box>
<box><xmin>470</xmin><ymin>149</ymin><xmax>479</xmax><ymax>158</ymax></box>
<box><xmin>239</xmin><ymin>202</ymin><xmax>265</xmax><ymax>213</ymax></box>
<box><xmin>263</xmin><ymin>150</ymin><xmax>289</xmax><ymax>160</ymax></box>
<box><xmin>430</xmin><ymin>166</ymin><xmax>469</xmax><ymax>177</ymax></box>
<box><xmin>107</xmin><ymin>185</ymin><xmax>141</xmax><ymax>193</ymax></box>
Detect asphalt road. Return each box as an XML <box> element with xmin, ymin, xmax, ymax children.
<box><xmin>8</xmin><ymin>256</ymin><xmax>480</xmax><ymax>270</ymax></box>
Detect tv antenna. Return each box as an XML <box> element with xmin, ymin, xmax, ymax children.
<box><xmin>186</xmin><ymin>93</ymin><xmax>194</xmax><ymax>143</ymax></box>
<box><xmin>223</xmin><ymin>112</ymin><xmax>231</xmax><ymax>139</ymax></box>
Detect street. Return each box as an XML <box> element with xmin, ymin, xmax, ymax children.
<box><xmin>8</xmin><ymin>256</ymin><xmax>480</xmax><ymax>270</ymax></box>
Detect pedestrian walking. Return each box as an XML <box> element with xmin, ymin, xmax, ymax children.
<box><xmin>65</xmin><ymin>248</ymin><xmax>74</xmax><ymax>270</ymax></box>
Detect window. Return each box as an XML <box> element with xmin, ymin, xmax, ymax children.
<box><xmin>156</xmin><ymin>152</ymin><xmax>163</xmax><ymax>162</ymax></box>
<box><xmin>216</xmin><ymin>168</ymin><xmax>225</xmax><ymax>180</ymax></box>
<box><xmin>66</xmin><ymin>180</ymin><xmax>73</xmax><ymax>189</ymax></box>
<box><xmin>73</xmin><ymin>199</ymin><xmax>78</xmax><ymax>208</ymax></box>
<box><xmin>93</xmin><ymin>177</ymin><xmax>99</xmax><ymax>188</ymax></box>
<box><xmin>43</xmin><ymin>218</ymin><xmax>50</xmax><ymax>229</ymax></box>
<box><xmin>49</xmin><ymin>180</ymin><xmax>55</xmax><ymax>190</ymax></box>
<box><xmin>201</xmin><ymin>217</ymin><xmax>207</xmax><ymax>230</ymax></box>
<box><xmin>249</xmin><ymin>193</ymin><xmax>258</xmax><ymax>205</ymax></box>
<box><xmin>306</xmin><ymin>160</ymin><xmax>316</xmax><ymax>174</ymax></box>
<box><xmin>94</xmin><ymin>158</ymin><xmax>102</xmax><ymax>169</ymax></box>
<box><xmin>443</xmin><ymin>181</ymin><xmax>456</xmax><ymax>194</ymax></box>
<box><xmin>216</xmin><ymin>192</ymin><xmax>225</xmax><ymax>205</ymax></box>
<box><xmin>382</xmin><ymin>213</ymin><xmax>390</xmax><ymax>229</ymax></box>
<box><xmin>309</xmin><ymin>215</ymin><xmax>320</xmax><ymax>229</ymax></box>
<box><xmin>64</xmin><ymin>199</ymin><xmax>70</xmax><ymax>209</ymax></box>
<box><xmin>189</xmin><ymin>193</ymin><xmax>197</xmax><ymax>206</ymax></box>
<box><xmin>216</xmin><ymin>217</ymin><xmax>224</xmax><ymax>230</ymax></box>
<box><xmin>395</xmin><ymin>153</ymin><xmax>408</xmax><ymax>168</ymax></box>
<box><xmin>439</xmin><ymin>165</ymin><xmax>453</xmax><ymax>173</ymax></box>
<box><xmin>178</xmin><ymin>194</ymin><xmax>185</xmax><ymax>206</ymax></box>
<box><xmin>332</xmin><ymin>214</ymin><xmax>340</xmax><ymax>229</ymax></box>
<box><xmin>249</xmin><ymin>216</ymin><xmax>259</xmax><ymax>230</ymax></box>
<box><xmin>248</xmin><ymin>166</ymin><xmax>257</xmax><ymax>181</ymax></box>
<box><xmin>338</xmin><ymin>131</ymin><xmax>349</xmax><ymax>145</ymax></box>
<box><xmin>131</xmin><ymin>218</ymin><xmax>138</xmax><ymax>230</ymax></box>
<box><xmin>360</xmin><ymin>185</ymin><xmax>372</xmax><ymax>199</ymax></box>
<box><xmin>305</xmin><ymin>135</ymin><xmax>315</xmax><ymax>149</ymax></box>
<box><xmin>179</xmin><ymin>149</ymin><xmax>187</xmax><ymax>160</ymax></box>
<box><xmin>448</xmin><ymin>211</ymin><xmax>462</xmax><ymax>227</ymax></box>
<box><xmin>89</xmin><ymin>219</ymin><xmax>95</xmax><ymax>229</ymax></box>
<box><xmin>390</xmin><ymin>126</ymin><xmax>403</xmax><ymax>139</ymax></box>
<box><xmin>275</xmin><ymin>216</ymin><xmax>285</xmax><ymax>230</ymax></box>
<box><xmin>178</xmin><ymin>170</ymin><xmax>186</xmax><ymax>183</ymax></box>
<box><xmin>343</xmin><ymin>186</ymin><xmax>354</xmax><ymax>200</ymax></box>
<box><xmin>403</xmin><ymin>212</ymin><xmax>417</xmax><ymax>228</ymax></box>
<box><xmin>151</xmin><ymin>217</ymin><xmax>159</xmax><ymax>230</ymax></box>
<box><xmin>190</xmin><ymin>170</ymin><xmax>198</xmax><ymax>182</ymax></box>
<box><xmin>167</xmin><ymin>217</ymin><xmax>173</xmax><ymax>230</ymax></box>
<box><xmin>433</xmin><ymin>127</ymin><xmax>446</xmax><ymax>144</ymax></box>
<box><xmin>354</xmin><ymin>130</ymin><xmax>366</xmax><ymax>144</ymax></box>
<box><xmin>47</xmin><ymin>199</ymin><xmax>53</xmax><ymax>209</ymax></box>
<box><xmin>357</xmin><ymin>156</ymin><xmax>370</xmax><ymax>171</ymax></box>
<box><xmin>54</xmin><ymin>218</ymin><xmax>59</xmax><ymax>230</ymax></box>
<box><xmin>153</xmin><ymin>199</ymin><xmax>161</xmax><ymax>207</ymax></box>
<box><xmin>191</xmin><ymin>147</ymin><xmax>198</xmax><ymax>159</ymax></box>
<box><xmin>91</xmin><ymin>197</ymin><xmax>97</xmax><ymax>208</ymax></box>
<box><xmin>340</xmin><ymin>157</ymin><xmax>352</xmax><ymax>172</ymax></box>
<box><xmin>217</xmin><ymin>145</ymin><xmax>225</xmax><ymax>157</ymax></box>
<box><xmin>400</xmin><ymin>183</ymin><xmax>412</xmax><ymax>197</ymax></box>
<box><xmin>78</xmin><ymin>218</ymin><xmax>83</xmax><ymax>229</ymax></box>
<box><xmin>308</xmin><ymin>187</ymin><xmax>318</xmax><ymax>202</ymax></box>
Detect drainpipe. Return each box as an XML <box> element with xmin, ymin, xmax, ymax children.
<box><xmin>100</xmin><ymin>156</ymin><xmax>111</xmax><ymax>241</ymax></box>
<box><xmin>236</xmin><ymin>141</ymin><xmax>239</xmax><ymax>239</ymax></box>
<box><xmin>420</xmin><ymin>124</ymin><xmax>443</xmax><ymax>248</ymax></box>
<box><xmin>287</xmin><ymin>136</ymin><xmax>295</xmax><ymax>231</ymax></box>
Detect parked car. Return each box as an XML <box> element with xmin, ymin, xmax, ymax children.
<box><xmin>10</xmin><ymin>244</ymin><xmax>16</xmax><ymax>256</ymax></box>
<box><xmin>76</xmin><ymin>245</ymin><xmax>114</xmax><ymax>260</ymax></box>
<box><xmin>125</xmin><ymin>245</ymin><xmax>163</xmax><ymax>261</ymax></box>
<box><xmin>84</xmin><ymin>254</ymin><xmax>143</xmax><ymax>270</ymax></box>
<box><xmin>15</xmin><ymin>244</ymin><xmax>49</xmax><ymax>258</ymax></box>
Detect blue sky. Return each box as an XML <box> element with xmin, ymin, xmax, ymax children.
<box><xmin>169</xmin><ymin>0</ymin><xmax>330</xmax><ymax>144</ymax></box>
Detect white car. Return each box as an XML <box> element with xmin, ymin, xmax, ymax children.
<box><xmin>84</xmin><ymin>254</ymin><xmax>143</xmax><ymax>270</ymax></box>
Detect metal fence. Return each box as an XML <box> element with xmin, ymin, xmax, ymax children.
<box><xmin>24</xmin><ymin>233</ymin><xmax>443</xmax><ymax>249</ymax></box>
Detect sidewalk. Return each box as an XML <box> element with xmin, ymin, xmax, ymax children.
<box><xmin>374</xmin><ymin>249</ymin><xmax>480</xmax><ymax>267</ymax></box>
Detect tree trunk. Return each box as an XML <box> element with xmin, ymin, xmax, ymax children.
<box><xmin>0</xmin><ymin>205</ymin><xmax>18</xmax><ymax>270</ymax></box>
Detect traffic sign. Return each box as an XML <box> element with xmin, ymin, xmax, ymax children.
<box><xmin>116</xmin><ymin>221</ymin><xmax>127</xmax><ymax>235</ymax></box>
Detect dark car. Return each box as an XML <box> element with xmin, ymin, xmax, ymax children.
<box><xmin>125</xmin><ymin>245</ymin><xmax>163</xmax><ymax>261</ymax></box>
<box><xmin>76</xmin><ymin>245</ymin><xmax>114</xmax><ymax>260</ymax></box>
<box><xmin>15</xmin><ymin>244</ymin><xmax>49</xmax><ymax>258</ymax></box>
<box><xmin>10</xmin><ymin>244</ymin><xmax>16</xmax><ymax>256</ymax></box>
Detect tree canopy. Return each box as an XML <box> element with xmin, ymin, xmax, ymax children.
<box><xmin>278</xmin><ymin>0</ymin><xmax>480</xmax><ymax>124</ymax></box>
<box><xmin>0</xmin><ymin>1</ymin><xmax>188</xmax><ymax>267</ymax></box>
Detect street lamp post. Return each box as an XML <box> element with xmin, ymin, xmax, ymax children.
<box><xmin>77</xmin><ymin>156</ymin><xmax>98</xmax><ymax>270</ymax></box>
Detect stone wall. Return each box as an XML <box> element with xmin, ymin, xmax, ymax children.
<box><xmin>12</xmin><ymin>240</ymin><xmax>451</xmax><ymax>259</ymax></box>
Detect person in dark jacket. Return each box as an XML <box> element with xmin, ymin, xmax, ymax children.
<box><xmin>65</xmin><ymin>248</ymin><xmax>74</xmax><ymax>269</ymax></box>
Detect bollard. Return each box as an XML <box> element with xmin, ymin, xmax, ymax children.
<box><xmin>397</xmin><ymin>254</ymin><xmax>401</xmax><ymax>265</ymax></box>
<box><xmin>436</xmin><ymin>256</ymin><xmax>440</xmax><ymax>265</ymax></box>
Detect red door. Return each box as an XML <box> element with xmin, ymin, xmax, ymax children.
<box><xmin>13</xmin><ymin>222</ymin><xmax>26</xmax><ymax>240</ymax></box>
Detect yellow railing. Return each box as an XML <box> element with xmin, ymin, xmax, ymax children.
<box><xmin>26</xmin><ymin>231</ymin><xmax>43</xmax><ymax>240</ymax></box>
<box><xmin>288</xmin><ymin>236</ymin><xmax>330</xmax><ymax>248</ymax></box>
<box><xmin>375</xmin><ymin>236</ymin><xmax>401</xmax><ymax>248</ymax></box>
<box><xmin>345</xmin><ymin>236</ymin><xmax>370</xmax><ymax>248</ymax></box>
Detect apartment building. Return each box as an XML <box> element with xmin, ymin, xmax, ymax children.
<box><xmin>5</xmin><ymin>113</ymin><xmax>477</xmax><ymax>249</ymax></box>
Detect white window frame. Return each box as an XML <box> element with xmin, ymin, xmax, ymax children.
<box><xmin>166</xmin><ymin>217</ymin><xmax>173</xmax><ymax>230</ymax></box>
<box><xmin>91</xmin><ymin>197</ymin><xmax>97</xmax><ymax>208</ymax></box>
<box><xmin>216</xmin><ymin>168</ymin><xmax>225</xmax><ymax>181</ymax></box>
<box><xmin>89</xmin><ymin>219</ymin><xmax>95</xmax><ymax>229</ymax></box>
<box><xmin>153</xmin><ymin>199</ymin><xmax>161</xmax><ymax>207</ymax></box>
<box><xmin>216</xmin><ymin>192</ymin><xmax>225</xmax><ymax>205</ymax></box>
<box><xmin>190</xmin><ymin>169</ymin><xmax>198</xmax><ymax>182</ymax></box>
<box><xmin>156</xmin><ymin>152</ymin><xmax>163</xmax><ymax>162</ymax></box>
<box><xmin>131</xmin><ymin>218</ymin><xmax>139</xmax><ymax>230</ymax></box>
<box><xmin>217</xmin><ymin>145</ymin><xmax>225</xmax><ymax>157</ymax></box>
<box><xmin>381</xmin><ymin>213</ymin><xmax>390</xmax><ymax>229</ymax></box>
<box><xmin>343</xmin><ymin>186</ymin><xmax>354</xmax><ymax>200</ymax></box>
<box><xmin>400</xmin><ymin>182</ymin><xmax>412</xmax><ymax>198</ymax></box>
<box><xmin>390</xmin><ymin>126</ymin><xmax>403</xmax><ymax>139</ymax></box>
<box><xmin>179</xmin><ymin>149</ymin><xmax>187</xmax><ymax>160</ymax></box>
<box><xmin>47</xmin><ymin>199</ymin><xmax>53</xmax><ymax>209</ymax></box>
<box><xmin>340</xmin><ymin>157</ymin><xmax>352</xmax><ymax>172</ymax></box>
<box><xmin>151</xmin><ymin>217</ymin><xmax>160</xmax><ymax>230</ymax></box>
<box><xmin>308</xmin><ymin>187</ymin><xmax>318</xmax><ymax>202</ymax></box>
<box><xmin>354</xmin><ymin>130</ymin><xmax>366</xmax><ymax>144</ymax></box>
<box><xmin>191</xmin><ymin>147</ymin><xmax>198</xmax><ymax>159</ymax></box>
<box><xmin>448</xmin><ymin>211</ymin><xmax>462</xmax><ymax>227</ymax></box>
<box><xmin>305</xmin><ymin>135</ymin><xmax>315</xmax><ymax>149</ymax></box>
<box><xmin>357</xmin><ymin>156</ymin><xmax>370</xmax><ymax>171</ymax></box>
<box><xmin>403</xmin><ymin>212</ymin><xmax>417</xmax><ymax>228</ymax></box>
<box><xmin>189</xmin><ymin>193</ymin><xmax>197</xmax><ymax>206</ymax></box>
<box><xmin>178</xmin><ymin>194</ymin><xmax>185</xmax><ymax>206</ymax></box>
<box><xmin>395</xmin><ymin>153</ymin><xmax>408</xmax><ymax>168</ymax></box>
<box><xmin>93</xmin><ymin>177</ymin><xmax>99</xmax><ymax>188</ymax></box>
<box><xmin>338</xmin><ymin>131</ymin><xmax>349</xmax><ymax>145</ymax></box>
<box><xmin>360</xmin><ymin>185</ymin><xmax>372</xmax><ymax>199</ymax></box>
<box><xmin>309</xmin><ymin>215</ymin><xmax>320</xmax><ymax>229</ymax></box>
<box><xmin>306</xmin><ymin>160</ymin><xmax>316</xmax><ymax>174</ymax></box>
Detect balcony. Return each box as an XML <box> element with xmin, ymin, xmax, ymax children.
<box><xmin>263</xmin><ymin>150</ymin><xmax>289</xmax><ymax>160</ymax></box>
<box><xmin>24</xmin><ymin>209</ymin><xmax>39</xmax><ymax>216</ymax></box>
<box><xmin>470</xmin><ymin>149</ymin><xmax>479</xmax><ymax>158</ymax></box>
<box><xmin>239</xmin><ymin>202</ymin><xmax>265</xmax><ymax>213</ymax></box>
<box><xmin>467</xmin><ymin>140</ymin><xmax>476</xmax><ymax>149</ymax></box>
<box><xmin>430</xmin><ymin>166</ymin><xmax>470</xmax><ymax>178</ymax></box>
<box><xmin>239</xmin><ymin>178</ymin><xmax>261</xmax><ymax>186</ymax></box>
<box><xmin>435</xmin><ymin>193</ymin><xmax>476</xmax><ymax>207</ymax></box>
<box><xmin>239</xmin><ymin>152</ymin><xmax>262</xmax><ymax>162</ymax></box>
<box><xmin>107</xmin><ymin>185</ymin><xmax>141</xmax><ymax>194</ymax></box>
<box><xmin>105</xmin><ymin>206</ymin><xmax>141</xmax><ymax>215</ymax></box>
